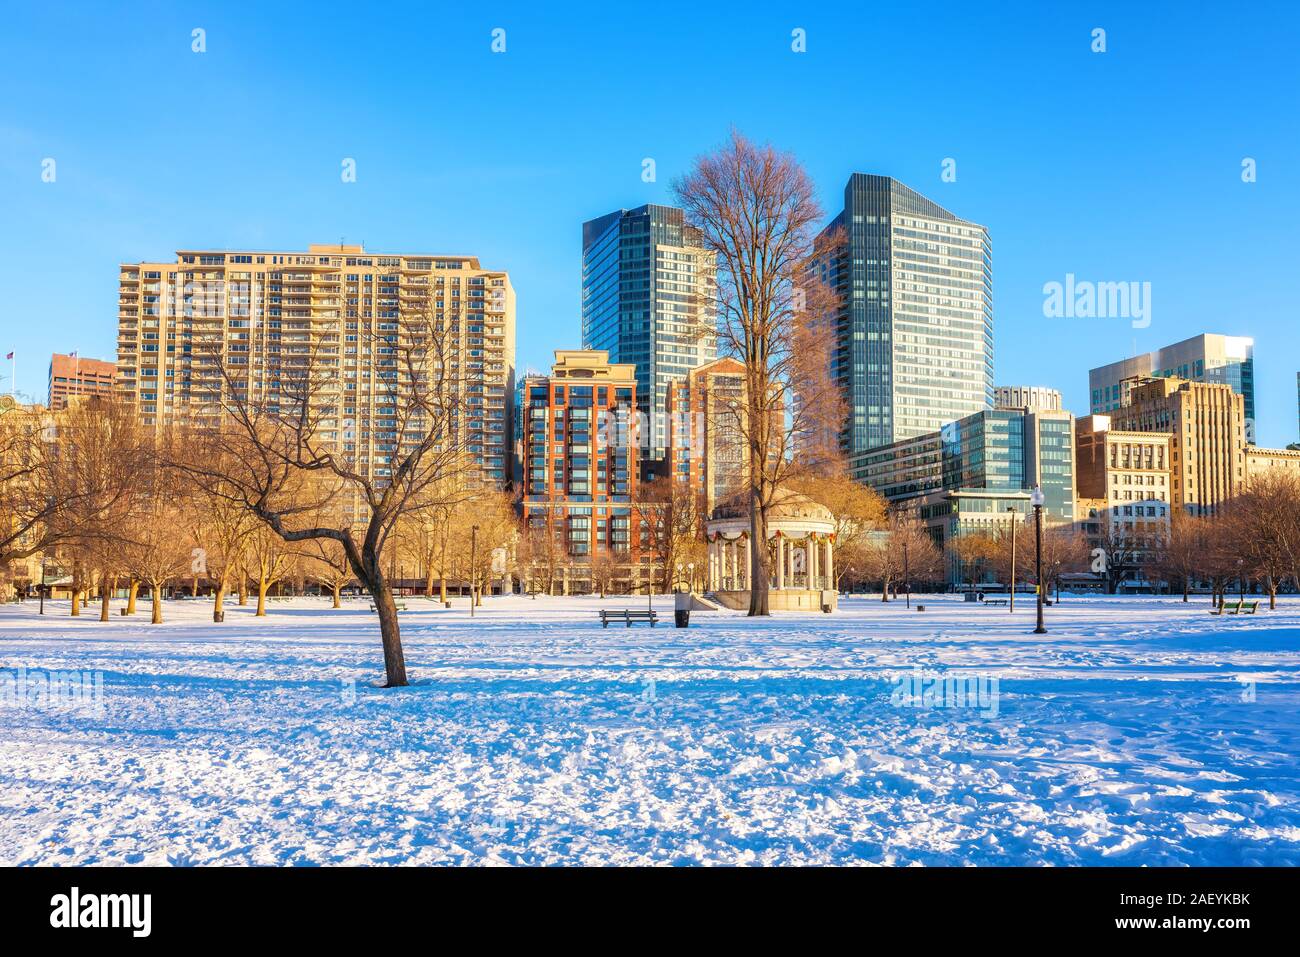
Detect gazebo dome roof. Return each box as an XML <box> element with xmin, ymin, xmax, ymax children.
<box><xmin>710</xmin><ymin>488</ymin><xmax>833</xmax><ymax>524</ymax></box>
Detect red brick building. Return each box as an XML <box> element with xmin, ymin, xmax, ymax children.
<box><xmin>48</xmin><ymin>353</ymin><xmax>115</xmax><ymax>410</ymax></box>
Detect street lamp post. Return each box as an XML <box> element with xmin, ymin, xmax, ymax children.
<box><xmin>470</xmin><ymin>524</ymin><xmax>479</xmax><ymax>618</ymax></box>
<box><xmin>1031</xmin><ymin>485</ymin><xmax>1046</xmax><ymax>634</ymax></box>
<box><xmin>1006</xmin><ymin>506</ymin><xmax>1017</xmax><ymax>613</ymax></box>
<box><xmin>903</xmin><ymin>537</ymin><xmax>910</xmax><ymax>609</ymax></box>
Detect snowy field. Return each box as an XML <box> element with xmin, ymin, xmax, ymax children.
<box><xmin>1</xmin><ymin>592</ymin><xmax>1298</xmax><ymax>866</ymax></box>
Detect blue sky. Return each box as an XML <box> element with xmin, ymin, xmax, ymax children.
<box><xmin>2</xmin><ymin>1</ymin><xmax>1297</xmax><ymax>445</ymax></box>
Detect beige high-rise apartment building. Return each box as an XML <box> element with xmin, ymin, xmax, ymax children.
<box><xmin>1107</xmin><ymin>377</ymin><xmax>1245</xmax><ymax>515</ymax></box>
<box><xmin>116</xmin><ymin>243</ymin><xmax>515</xmax><ymax>484</ymax></box>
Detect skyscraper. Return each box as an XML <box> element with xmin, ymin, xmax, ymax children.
<box><xmin>581</xmin><ymin>204</ymin><xmax>715</xmax><ymax>469</ymax></box>
<box><xmin>116</xmin><ymin>243</ymin><xmax>515</xmax><ymax>484</ymax></box>
<box><xmin>811</xmin><ymin>174</ymin><xmax>993</xmax><ymax>456</ymax></box>
<box><xmin>1088</xmin><ymin>334</ymin><xmax>1256</xmax><ymax>443</ymax></box>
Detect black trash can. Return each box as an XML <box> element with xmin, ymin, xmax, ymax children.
<box><xmin>674</xmin><ymin>592</ymin><xmax>690</xmax><ymax>628</ymax></box>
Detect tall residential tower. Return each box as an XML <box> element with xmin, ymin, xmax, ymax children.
<box><xmin>811</xmin><ymin>174</ymin><xmax>993</xmax><ymax>456</ymax></box>
<box><xmin>116</xmin><ymin>243</ymin><xmax>515</xmax><ymax>484</ymax></box>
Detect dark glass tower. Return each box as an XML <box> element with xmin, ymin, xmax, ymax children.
<box><xmin>581</xmin><ymin>204</ymin><xmax>714</xmax><ymax>468</ymax></box>
<box><xmin>812</xmin><ymin>174</ymin><xmax>993</xmax><ymax>457</ymax></box>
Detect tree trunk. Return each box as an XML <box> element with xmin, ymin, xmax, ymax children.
<box><xmin>256</xmin><ymin>579</ymin><xmax>268</xmax><ymax>616</ymax></box>
<box><xmin>360</xmin><ymin>547</ymin><xmax>407</xmax><ymax>687</ymax></box>
<box><xmin>748</xmin><ymin>501</ymin><xmax>769</xmax><ymax>617</ymax></box>
<box><xmin>151</xmin><ymin>584</ymin><xmax>163</xmax><ymax>624</ymax></box>
<box><xmin>238</xmin><ymin>575</ymin><xmax>248</xmax><ymax>606</ymax></box>
<box><xmin>425</xmin><ymin>568</ymin><xmax>435</xmax><ymax>598</ymax></box>
<box><xmin>1182</xmin><ymin>581</ymin><xmax>1189</xmax><ymax>602</ymax></box>
<box><xmin>70</xmin><ymin>587</ymin><xmax>81</xmax><ymax>616</ymax></box>
<box><xmin>1268</xmin><ymin>577</ymin><xmax>1276</xmax><ymax>610</ymax></box>
<box><xmin>126</xmin><ymin>579</ymin><xmax>139</xmax><ymax>615</ymax></box>
<box><xmin>214</xmin><ymin>572</ymin><xmax>227</xmax><ymax>621</ymax></box>
<box><xmin>332</xmin><ymin>582</ymin><xmax>341</xmax><ymax>609</ymax></box>
<box><xmin>100</xmin><ymin>578</ymin><xmax>112</xmax><ymax>622</ymax></box>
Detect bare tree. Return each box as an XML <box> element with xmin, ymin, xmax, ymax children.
<box><xmin>177</xmin><ymin>299</ymin><xmax>482</xmax><ymax>686</ymax></box>
<box><xmin>302</xmin><ymin>535</ymin><xmax>355</xmax><ymax>608</ymax></box>
<box><xmin>674</xmin><ymin>130</ymin><xmax>842</xmax><ymax>615</ymax></box>
<box><xmin>788</xmin><ymin>469</ymin><xmax>885</xmax><ymax>590</ymax></box>
<box><xmin>1228</xmin><ymin>471</ymin><xmax>1300</xmax><ymax>609</ymax></box>
<box><xmin>861</xmin><ymin>512</ymin><xmax>942</xmax><ymax>601</ymax></box>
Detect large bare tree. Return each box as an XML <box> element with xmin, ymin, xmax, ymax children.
<box><xmin>176</xmin><ymin>295</ymin><xmax>481</xmax><ymax>686</ymax></box>
<box><xmin>674</xmin><ymin>130</ymin><xmax>841</xmax><ymax>615</ymax></box>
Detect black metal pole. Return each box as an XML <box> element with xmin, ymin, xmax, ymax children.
<box><xmin>903</xmin><ymin>539</ymin><xmax>910</xmax><ymax>608</ymax></box>
<box><xmin>470</xmin><ymin>525</ymin><xmax>478</xmax><ymax>617</ymax></box>
<box><xmin>1034</xmin><ymin>503</ymin><xmax>1046</xmax><ymax>634</ymax></box>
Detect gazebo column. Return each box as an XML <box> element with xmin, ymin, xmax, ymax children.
<box><xmin>825</xmin><ymin>537</ymin><xmax>834</xmax><ymax>589</ymax></box>
<box><xmin>809</xmin><ymin>536</ymin><xmax>818</xmax><ymax>587</ymax></box>
<box><xmin>743</xmin><ymin>536</ymin><xmax>752</xmax><ymax>589</ymax></box>
<box><xmin>776</xmin><ymin>536</ymin><xmax>785</xmax><ymax>590</ymax></box>
<box><xmin>720</xmin><ymin>539</ymin><xmax>729</xmax><ymax>586</ymax></box>
<box><xmin>708</xmin><ymin>540</ymin><xmax>718</xmax><ymax>591</ymax></box>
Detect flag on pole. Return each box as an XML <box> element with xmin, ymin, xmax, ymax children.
<box><xmin>4</xmin><ymin>352</ymin><xmax>11</xmax><ymax>360</ymax></box>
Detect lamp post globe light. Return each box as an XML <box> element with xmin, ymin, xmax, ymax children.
<box><xmin>1030</xmin><ymin>485</ymin><xmax>1046</xmax><ymax>635</ymax></box>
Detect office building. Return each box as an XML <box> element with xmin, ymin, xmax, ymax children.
<box><xmin>517</xmin><ymin>350</ymin><xmax>641</xmax><ymax>592</ymax></box>
<box><xmin>1107</xmin><ymin>377</ymin><xmax>1245</xmax><ymax>515</ymax></box>
<box><xmin>116</xmin><ymin>243</ymin><xmax>515</xmax><ymax>484</ymax></box>
<box><xmin>1074</xmin><ymin>415</ymin><xmax>1171</xmax><ymax>586</ymax></box>
<box><xmin>581</xmin><ymin>204</ymin><xmax>716</xmax><ymax>467</ymax></box>
<box><xmin>48</xmin><ymin>353</ymin><xmax>115</xmax><ymax>410</ymax></box>
<box><xmin>1089</xmin><ymin>334</ymin><xmax>1255</xmax><ymax>443</ymax></box>
<box><xmin>810</xmin><ymin>174</ymin><xmax>993</xmax><ymax>456</ymax></box>
<box><xmin>665</xmin><ymin>357</ymin><xmax>747</xmax><ymax>521</ymax></box>
<box><xmin>854</xmin><ymin>407</ymin><xmax>1076</xmax><ymax>519</ymax></box>
<box><xmin>853</xmin><ymin>405</ymin><xmax>1076</xmax><ymax>584</ymax></box>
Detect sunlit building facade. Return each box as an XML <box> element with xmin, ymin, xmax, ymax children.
<box><xmin>581</xmin><ymin>204</ymin><xmax>716</xmax><ymax>468</ymax></box>
<box><xmin>115</xmin><ymin>243</ymin><xmax>515</xmax><ymax>485</ymax></box>
<box><xmin>811</xmin><ymin>174</ymin><xmax>993</xmax><ymax>456</ymax></box>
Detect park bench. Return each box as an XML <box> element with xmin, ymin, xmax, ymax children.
<box><xmin>982</xmin><ymin>598</ymin><xmax>1008</xmax><ymax>607</ymax></box>
<box><xmin>599</xmin><ymin>608</ymin><xmax>659</xmax><ymax>628</ymax></box>
<box><xmin>1241</xmin><ymin>600</ymin><xmax>1260</xmax><ymax>614</ymax></box>
<box><xmin>369</xmin><ymin>601</ymin><xmax>408</xmax><ymax>613</ymax></box>
<box><xmin>1211</xmin><ymin>600</ymin><xmax>1242</xmax><ymax>615</ymax></box>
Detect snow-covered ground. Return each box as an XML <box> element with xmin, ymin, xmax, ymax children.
<box><xmin>1</xmin><ymin>592</ymin><xmax>1297</xmax><ymax>866</ymax></box>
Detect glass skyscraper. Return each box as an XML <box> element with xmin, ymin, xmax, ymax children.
<box><xmin>581</xmin><ymin>204</ymin><xmax>715</xmax><ymax>468</ymax></box>
<box><xmin>811</xmin><ymin>174</ymin><xmax>993</xmax><ymax>457</ymax></box>
<box><xmin>1088</xmin><ymin>334</ymin><xmax>1256</xmax><ymax>444</ymax></box>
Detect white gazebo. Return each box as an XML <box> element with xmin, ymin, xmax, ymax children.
<box><xmin>705</xmin><ymin>490</ymin><xmax>838</xmax><ymax>612</ymax></box>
